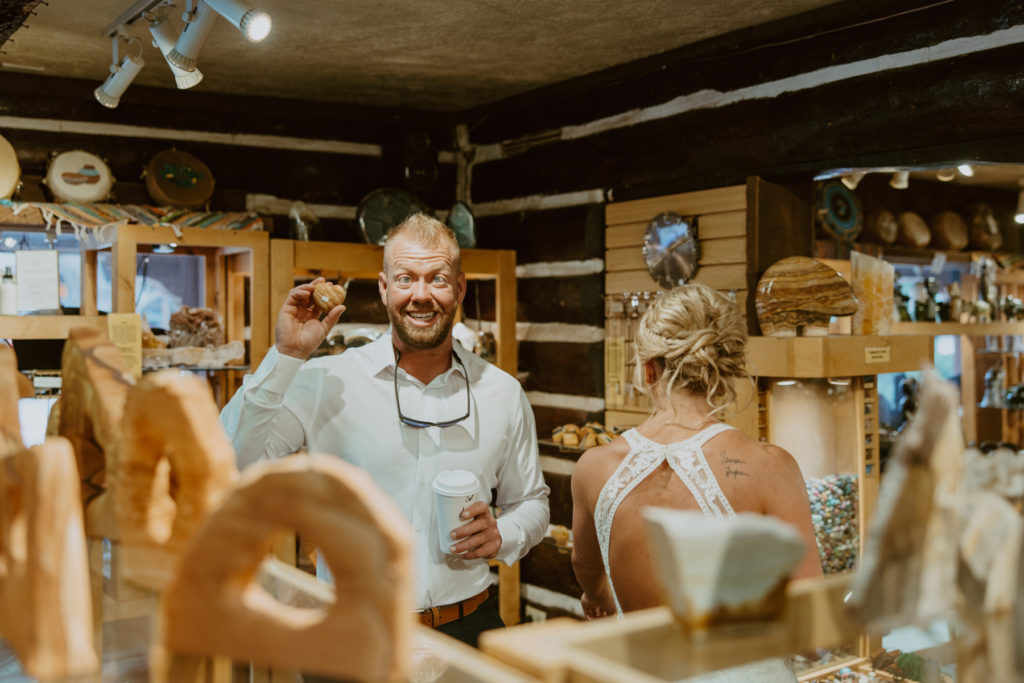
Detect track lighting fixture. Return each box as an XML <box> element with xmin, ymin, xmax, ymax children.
<box><xmin>958</xmin><ymin>164</ymin><xmax>975</xmax><ymax>177</ymax></box>
<box><xmin>840</xmin><ymin>172</ymin><xmax>865</xmax><ymax>190</ymax></box>
<box><xmin>94</xmin><ymin>35</ymin><xmax>144</xmax><ymax>109</ymax></box>
<box><xmin>168</xmin><ymin>0</ymin><xmax>272</xmax><ymax>72</ymax></box>
<box><xmin>147</xmin><ymin>13</ymin><xmax>203</xmax><ymax>89</ymax></box>
<box><xmin>889</xmin><ymin>171</ymin><xmax>909</xmax><ymax>190</ymax></box>
<box><xmin>936</xmin><ymin>168</ymin><xmax>956</xmax><ymax>182</ymax></box>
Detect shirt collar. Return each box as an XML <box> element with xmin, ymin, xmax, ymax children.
<box><xmin>365</xmin><ymin>330</ymin><xmax>473</xmax><ymax>382</ymax></box>
<box><xmin>363</xmin><ymin>331</ymin><xmax>479</xmax><ymax>438</ymax></box>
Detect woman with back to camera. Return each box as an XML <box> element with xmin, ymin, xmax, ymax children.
<box><xmin>571</xmin><ymin>283</ymin><xmax>822</xmax><ymax>681</ymax></box>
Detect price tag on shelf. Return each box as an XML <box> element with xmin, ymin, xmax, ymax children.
<box><xmin>864</xmin><ymin>346</ymin><xmax>891</xmax><ymax>363</ymax></box>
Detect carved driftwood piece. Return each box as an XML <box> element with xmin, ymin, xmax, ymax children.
<box><xmin>159</xmin><ymin>454</ymin><xmax>414</xmax><ymax>682</ymax></box>
<box><xmin>754</xmin><ymin>256</ymin><xmax>858</xmax><ymax>337</ymax></box>
<box><xmin>57</xmin><ymin>327</ymin><xmax>134</xmax><ymax>522</ymax></box>
<box><xmin>0</xmin><ymin>438</ymin><xmax>99</xmax><ymax>679</ymax></box>
<box><xmin>115</xmin><ymin>371</ymin><xmax>237</xmax><ymax>590</ymax></box>
<box><xmin>0</xmin><ymin>345</ymin><xmax>23</xmax><ymax>456</ymax></box>
<box><xmin>848</xmin><ymin>369</ymin><xmax>964</xmax><ymax>632</ymax></box>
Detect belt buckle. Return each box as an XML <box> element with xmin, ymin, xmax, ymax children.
<box><xmin>429</xmin><ymin>606</ymin><xmax>441</xmax><ymax>627</ymax></box>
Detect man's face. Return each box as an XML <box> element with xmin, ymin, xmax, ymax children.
<box><xmin>379</xmin><ymin>235</ymin><xmax>465</xmax><ymax>350</ymax></box>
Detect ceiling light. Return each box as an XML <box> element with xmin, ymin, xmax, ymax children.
<box><xmin>147</xmin><ymin>14</ymin><xmax>203</xmax><ymax>89</ymax></box>
<box><xmin>168</xmin><ymin>0</ymin><xmax>271</xmax><ymax>72</ymax></box>
<box><xmin>889</xmin><ymin>171</ymin><xmax>909</xmax><ymax>189</ymax></box>
<box><xmin>152</xmin><ymin>243</ymin><xmax>177</xmax><ymax>254</ymax></box>
<box><xmin>1015</xmin><ymin>179</ymin><xmax>1024</xmax><ymax>225</ymax></box>
<box><xmin>94</xmin><ymin>36</ymin><xmax>144</xmax><ymax>109</ymax></box>
<box><xmin>840</xmin><ymin>172</ymin><xmax>865</xmax><ymax>190</ymax></box>
<box><xmin>958</xmin><ymin>164</ymin><xmax>975</xmax><ymax>177</ymax></box>
<box><xmin>936</xmin><ymin>168</ymin><xmax>956</xmax><ymax>182</ymax></box>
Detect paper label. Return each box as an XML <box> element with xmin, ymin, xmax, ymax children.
<box><xmin>108</xmin><ymin>313</ymin><xmax>142</xmax><ymax>378</ymax></box>
<box><xmin>15</xmin><ymin>250</ymin><xmax>59</xmax><ymax>313</ymax></box>
<box><xmin>865</xmin><ymin>346</ymin><xmax>891</xmax><ymax>364</ymax></box>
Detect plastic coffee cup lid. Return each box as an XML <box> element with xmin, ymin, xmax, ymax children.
<box><xmin>433</xmin><ymin>469</ymin><xmax>478</xmax><ymax>496</ymax></box>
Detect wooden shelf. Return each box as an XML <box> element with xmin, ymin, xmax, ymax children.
<box><xmin>891</xmin><ymin>321</ymin><xmax>1024</xmax><ymax>336</ymax></box>
<box><xmin>0</xmin><ymin>315</ymin><xmax>107</xmax><ymax>339</ymax></box>
<box><xmin>746</xmin><ymin>335</ymin><xmax>933</xmax><ymax>377</ymax></box>
<box><xmin>814</xmin><ymin>239</ymin><xmax>1008</xmax><ymax>264</ymax></box>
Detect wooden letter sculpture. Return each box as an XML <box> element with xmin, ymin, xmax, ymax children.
<box><xmin>115</xmin><ymin>371</ymin><xmax>238</xmax><ymax>590</ymax></box>
<box><xmin>754</xmin><ymin>256</ymin><xmax>858</xmax><ymax>337</ymax></box>
<box><xmin>160</xmin><ymin>454</ymin><xmax>414</xmax><ymax>682</ymax></box>
<box><xmin>0</xmin><ymin>345</ymin><xmax>98</xmax><ymax>678</ymax></box>
<box><xmin>57</xmin><ymin>327</ymin><xmax>134</xmax><ymax>531</ymax></box>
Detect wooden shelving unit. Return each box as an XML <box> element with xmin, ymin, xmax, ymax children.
<box><xmin>0</xmin><ymin>314</ymin><xmax>107</xmax><ymax>339</ymax></box>
<box><xmin>107</xmin><ymin>224</ymin><xmax>270</xmax><ymax>371</ymax></box>
<box><xmin>747</xmin><ymin>334</ymin><xmax>933</xmax><ymax>377</ymax></box>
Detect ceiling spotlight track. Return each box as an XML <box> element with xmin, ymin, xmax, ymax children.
<box><xmin>96</xmin><ymin>0</ymin><xmax>270</xmax><ymax>107</ymax></box>
<box><xmin>147</xmin><ymin>13</ymin><xmax>203</xmax><ymax>89</ymax></box>
<box><xmin>168</xmin><ymin>0</ymin><xmax>271</xmax><ymax>72</ymax></box>
<box><xmin>94</xmin><ymin>33</ymin><xmax>144</xmax><ymax>109</ymax></box>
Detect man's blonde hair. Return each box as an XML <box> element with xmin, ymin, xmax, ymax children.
<box><xmin>632</xmin><ymin>283</ymin><xmax>751</xmax><ymax>419</ymax></box>
<box><xmin>383</xmin><ymin>213</ymin><xmax>461</xmax><ymax>272</ymax></box>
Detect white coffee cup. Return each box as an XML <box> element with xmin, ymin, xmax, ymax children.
<box><xmin>433</xmin><ymin>469</ymin><xmax>482</xmax><ymax>555</ymax></box>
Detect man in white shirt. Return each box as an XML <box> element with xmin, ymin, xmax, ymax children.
<box><xmin>220</xmin><ymin>213</ymin><xmax>550</xmax><ymax>646</ymax></box>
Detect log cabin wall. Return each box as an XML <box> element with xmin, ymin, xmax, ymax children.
<box><xmin>455</xmin><ymin>0</ymin><xmax>1024</xmax><ymax>620</ymax></box>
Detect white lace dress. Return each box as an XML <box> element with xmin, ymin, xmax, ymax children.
<box><xmin>594</xmin><ymin>424</ymin><xmax>797</xmax><ymax>683</ymax></box>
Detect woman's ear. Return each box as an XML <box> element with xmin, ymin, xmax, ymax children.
<box><xmin>644</xmin><ymin>359</ymin><xmax>660</xmax><ymax>386</ymax></box>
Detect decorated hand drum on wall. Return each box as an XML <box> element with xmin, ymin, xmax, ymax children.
<box><xmin>816</xmin><ymin>181</ymin><xmax>863</xmax><ymax>243</ymax></box>
<box><xmin>755</xmin><ymin>256</ymin><xmax>858</xmax><ymax>337</ymax></box>
<box><xmin>356</xmin><ymin>188</ymin><xmax>431</xmax><ymax>245</ymax></box>
<box><xmin>896</xmin><ymin>211</ymin><xmax>931</xmax><ymax>248</ymax></box>
<box><xmin>966</xmin><ymin>203</ymin><xmax>1003</xmax><ymax>251</ymax></box>
<box><xmin>145</xmin><ymin>149</ymin><xmax>215</xmax><ymax>208</ymax></box>
<box><xmin>45</xmin><ymin>150</ymin><xmax>114</xmax><ymax>203</ymax></box>
<box><xmin>862</xmin><ymin>208</ymin><xmax>898</xmax><ymax>245</ymax></box>
<box><xmin>928</xmin><ymin>210</ymin><xmax>968</xmax><ymax>251</ymax></box>
<box><xmin>642</xmin><ymin>212</ymin><xmax>699</xmax><ymax>289</ymax></box>
<box><xmin>0</xmin><ymin>134</ymin><xmax>20</xmax><ymax>200</ymax></box>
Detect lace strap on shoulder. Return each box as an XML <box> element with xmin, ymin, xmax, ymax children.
<box><xmin>689</xmin><ymin>421</ymin><xmax>735</xmax><ymax>448</ymax></box>
<box><xmin>593</xmin><ymin>428</ymin><xmax>663</xmax><ymax>616</ymax></box>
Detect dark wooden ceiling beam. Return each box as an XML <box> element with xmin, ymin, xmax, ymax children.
<box><xmin>0</xmin><ymin>1</ymin><xmax>43</xmax><ymax>52</ymax></box>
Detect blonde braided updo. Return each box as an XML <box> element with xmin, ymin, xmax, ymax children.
<box><xmin>632</xmin><ymin>283</ymin><xmax>750</xmax><ymax>418</ymax></box>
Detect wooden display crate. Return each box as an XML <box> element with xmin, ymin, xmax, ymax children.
<box><xmin>480</xmin><ymin>575</ymin><xmax>859</xmax><ymax>683</ymax></box>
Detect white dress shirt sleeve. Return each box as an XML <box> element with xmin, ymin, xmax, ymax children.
<box><xmin>219</xmin><ymin>346</ymin><xmax>309</xmax><ymax>468</ymax></box>
<box><xmin>493</xmin><ymin>388</ymin><xmax>550</xmax><ymax>566</ymax></box>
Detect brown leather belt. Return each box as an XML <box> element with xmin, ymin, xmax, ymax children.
<box><xmin>418</xmin><ymin>588</ymin><xmax>490</xmax><ymax>628</ymax></box>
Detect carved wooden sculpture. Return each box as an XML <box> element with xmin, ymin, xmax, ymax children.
<box><xmin>0</xmin><ymin>345</ymin><xmax>24</xmax><ymax>456</ymax></box>
<box><xmin>0</xmin><ymin>439</ymin><xmax>99</xmax><ymax>679</ymax></box>
<box><xmin>0</xmin><ymin>345</ymin><xmax>98</xmax><ymax>679</ymax></box>
<box><xmin>115</xmin><ymin>371</ymin><xmax>237</xmax><ymax>590</ymax></box>
<box><xmin>848</xmin><ymin>369</ymin><xmax>964</xmax><ymax>631</ymax></box>
<box><xmin>160</xmin><ymin>454</ymin><xmax>414</xmax><ymax>682</ymax></box>
<box><xmin>57</xmin><ymin>327</ymin><xmax>134</xmax><ymax>523</ymax></box>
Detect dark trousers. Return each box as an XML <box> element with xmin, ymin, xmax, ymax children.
<box><xmin>301</xmin><ymin>593</ymin><xmax>506</xmax><ymax>682</ymax></box>
<box><xmin>436</xmin><ymin>591</ymin><xmax>505</xmax><ymax>648</ymax></box>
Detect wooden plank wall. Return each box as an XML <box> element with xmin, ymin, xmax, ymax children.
<box><xmin>603</xmin><ymin>186</ymin><xmax>749</xmax><ymax>430</ymax></box>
